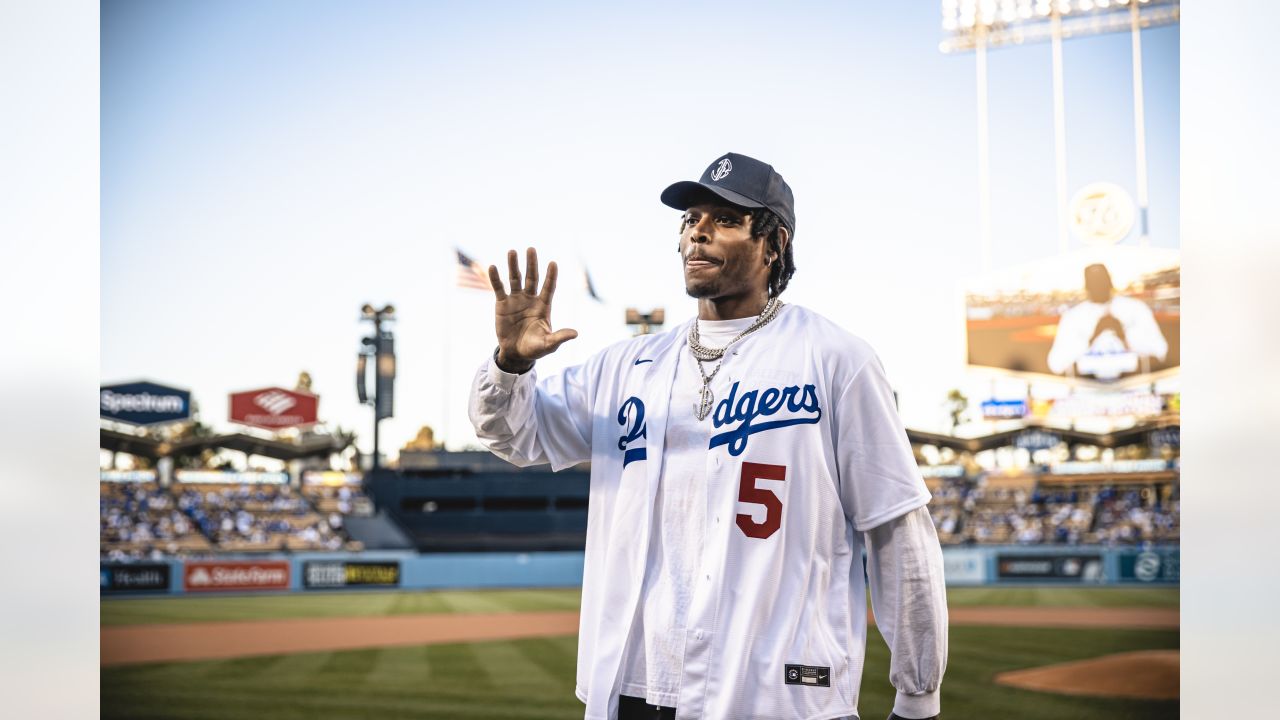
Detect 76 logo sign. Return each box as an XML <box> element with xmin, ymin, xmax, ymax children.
<box><xmin>736</xmin><ymin>462</ymin><xmax>787</xmax><ymax>539</ymax></box>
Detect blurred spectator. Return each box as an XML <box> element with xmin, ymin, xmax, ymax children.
<box><xmin>101</xmin><ymin>477</ymin><xmax>365</xmax><ymax>558</ymax></box>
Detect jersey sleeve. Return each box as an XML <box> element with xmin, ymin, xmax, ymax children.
<box><xmin>832</xmin><ymin>354</ymin><xmax>932</xmax><ymax>532</ymax></box>
<box><xmin>467</xmin><ymin>354</ymin><xmax>596</xmax><ymax>471</ymax></box>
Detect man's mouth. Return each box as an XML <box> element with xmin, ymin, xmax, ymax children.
<box><xmin>685</xmin><ymin>256</ymin><xmax>721</xmax><ymax>269</ymax></box>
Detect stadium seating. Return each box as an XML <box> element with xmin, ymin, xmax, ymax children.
<box><xmin>924</xmin><ymin>472</ymin><xmax>1179</xmax><ymax>546</ymax></box>
<box><xmin>102</xmin><ymin>463</ymin><xmax>1178</xmax><ymax>558</ymax></box>
<box><xmin>100</xmin><ymin>481</ymin><xmax>212</xmax><ymax>560</ymax></box>
<box><xmin>100</xmin><ymin>475</ymin><xmax>365</xmax><ymax>559</ymax></box>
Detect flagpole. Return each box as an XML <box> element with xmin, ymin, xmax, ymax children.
<box><xmin>442</xmin><ymin>246</ymin><xmax>452</xmax><ymax>451</ymax></box>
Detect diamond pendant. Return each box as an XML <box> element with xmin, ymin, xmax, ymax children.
<box><xmin>694</xmin><ymin>384</ymin><xmax>714</xmax><ymax>421</ymax></box>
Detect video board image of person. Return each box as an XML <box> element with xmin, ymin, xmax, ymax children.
<box><xmin>1047</xmin><ymin>263</ymin><xmax>1169</xmax><ymax>380</ymax></box>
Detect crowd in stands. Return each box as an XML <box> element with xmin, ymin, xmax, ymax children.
<box><xmin>104</xmin><ymin>468</ymin><xmax>1177</xmax><ymax>558</ymax></box>
<box><xmin>101</xmin><ymin>482</ymin><xmax>212</xmax><ymax>561</ymax></box>
<box><xmin>100</xmin><ymin>478</ymin><xmax>370</xmax><ymax>560</ymax></box>
<box><xmin>1089</xmin><ymin>485</ymin><xmax>1180</xmax><ymax>544</ymax></box>
<box><xmin>924</xmin><ymin>474</ymin><xmax>1180</xmax><ymax>546</ymax></box>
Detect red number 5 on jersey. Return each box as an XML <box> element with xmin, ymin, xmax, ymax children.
<box><xmin>736</xmin><ymin>461</ymin><xmax>787</xmax><ymax>539</ymax></box>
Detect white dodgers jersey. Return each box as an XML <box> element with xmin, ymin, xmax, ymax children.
<box><xmin>469</xmin><ymin>304</ymin><xmax>932</xmax><ymax>720</ymax></box>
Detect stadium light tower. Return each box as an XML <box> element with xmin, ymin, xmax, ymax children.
<box><xmin>357</xmin><ymin>303</ymin><xmax>396</xmax><ymax>473</ymax></box>
<box><xmin>940</xmin><ymin>0</ymin><xmax>1180</xmax><ymax>260</ymax></box>
<box><xmin>625</xmin><ymin>308</ymin><xmax>665</xmax><ymax>336</ymax></box>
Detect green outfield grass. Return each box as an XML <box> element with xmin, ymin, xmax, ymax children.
<box><xmin>101</xmin><ymin>585</ymin><xmax>1177</xmax><ymax>627</ymax></box>
<box><xmin>101</xmin><ymin>587</ymin><xmax>583</xmax><ymax>626</ymax></box>
<box><xmin>944</xmin><ymin>585</ymin><xmax>1180</xmax><ymax>609</ymax></box>
<box><xmin>101</xmin><ymin>587</ymin><xmax>1180</xmax><ymax>719</ymax></box>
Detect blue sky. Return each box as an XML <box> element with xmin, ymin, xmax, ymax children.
<box><xmin>101</xmin><ymin>0</ymin><xmax>1179</xmax><ymax>459</ymax></box>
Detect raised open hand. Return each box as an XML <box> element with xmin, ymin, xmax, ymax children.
<box><xmin>489</xmin><ymin>247</ymin><xmax>578</xmax><ymax>373</ymax></box>
<box><xmin>1089</xmin><ymin>314</ymin><xmax>1127</xmax><ymax>346</ymax></box>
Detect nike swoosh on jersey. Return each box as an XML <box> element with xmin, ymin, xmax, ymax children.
<box><xmin>634</xmin><ymin>358</ymin><xmax>653</xmax><ymax>365</ymax></box>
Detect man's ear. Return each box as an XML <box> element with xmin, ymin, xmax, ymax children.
<box><xmin>772</xmin><ymin>226</ymin><xmax>791</xmax><ymax>263</ymax></box>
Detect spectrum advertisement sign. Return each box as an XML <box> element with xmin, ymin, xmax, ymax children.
<box><xmin>100</xmin><ymin>381</ymin><xmax>191</xmax><ymax>426</ymax></box>
<box><xmin>184</xmin><ymin>561</ymin><xmax>291</xmax><ymax>592</ymax></box>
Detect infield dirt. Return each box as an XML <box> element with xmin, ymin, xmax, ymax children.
<box><xmin>994</xmin><ymin>649</ymin><xmax>1180</xmax><ymax>700</ymax></box>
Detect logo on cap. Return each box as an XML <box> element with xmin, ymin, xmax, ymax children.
<box><xmin>710</xmin><ymin>157</ymin><xmax>732</xmax><ymax>182</ymax></box>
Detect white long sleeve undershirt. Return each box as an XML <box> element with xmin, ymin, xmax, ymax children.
<box><xmin>864</xmin><ymin>505</ymin><xmax>949</xmax><ymax>719</ymax></box>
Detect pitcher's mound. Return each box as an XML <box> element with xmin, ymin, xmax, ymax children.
<box><xmin>994</xmin><ymin>650</ymin><xmax>1179</xmax><ymax>700</ymax></box>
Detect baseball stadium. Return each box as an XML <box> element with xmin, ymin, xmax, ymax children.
<box><xmin>101</xmin><ymin>1</ymin><xmax>1181</xmax><ymax>719</ymax></box>
<box><xmin>100</xmin><ymin>422</ymin><xmax>1180</xmax><ymax>719</ymax></box>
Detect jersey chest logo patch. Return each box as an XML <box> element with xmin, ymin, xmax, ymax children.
<box><xmin>616</xmin><ymin>396</ymin><xmax>647</xmax><ymax>467</ymax></box>
<box><xmin>709</xmin><ymin>381</ymin><xmax>823</xmax><ymax>456</ymax></box>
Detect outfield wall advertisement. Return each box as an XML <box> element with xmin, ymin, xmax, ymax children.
<box><xmin>996</xmin><ymin>554</ymin><xmax>1105</xmax><ymax>582</ymax></box>
<box><xmin>101</xmin><ymin>563</ymin><xmax>170</xmax><ymax>593</ymax></box>
<box><xmin>1118</xmin><ymin>549</ymin><xmax>1180</xmax><ymax>584</ymax></box>
<box><xmin>184</xmin><ymin>561</ymin><xmax>290</xmax><ymax>592</ymax></box>
<box><xmin>941</xmin><ymin>549</ymin><xmax>987</xmax><ymax>585</ymax></box>
<box><xmin>303</xmin><ymin>561</ymin><xmax>400</xmax><ymax>589</ymax></box>
<box><xmin>100</xmin><ymin>547</ymin><xmax>1177</xmax><ymax>595</ymax></box>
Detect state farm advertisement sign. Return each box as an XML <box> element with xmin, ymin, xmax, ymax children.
<box><xmin>184</xmin><ymin>561</ymin><xmax>291</xmax><ymax>592</ymax></box>
<box><xmin>228</xmin><ymin>387</ymin><xmax>319</xmax><ymax>429</ymax></box>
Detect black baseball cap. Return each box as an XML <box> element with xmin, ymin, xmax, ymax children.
<box><xmin>660</xmin><ymin>152</ymin><xmax>796</xmax><ymax>234</ymax></box>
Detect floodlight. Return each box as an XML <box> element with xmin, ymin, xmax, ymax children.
<box><xmin>941</xmin><ymin>0</ymin><xmax>1178</xmax><ymax>52</ymax></box>
<box><xmin>940</xmin><ymin>0</ymin><xmax>1178</xmax><ymax>267</ymax></box>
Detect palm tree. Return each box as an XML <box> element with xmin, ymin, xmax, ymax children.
<box><xmin>944</xmin><ymin>389</ymin><xmax>968</xmax><ymax>435</ymax></box>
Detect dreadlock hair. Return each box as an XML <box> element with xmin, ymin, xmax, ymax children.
<box><xmin>750</xmin><ymin>208</ymin><xmax>795</xmax><ymax>298</ymax></box>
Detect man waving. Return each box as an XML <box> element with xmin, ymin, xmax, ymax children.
<box><xmin>470</xmin><ymin>152</ymin><xmax>947</xmax><ymax>720</ymax></box>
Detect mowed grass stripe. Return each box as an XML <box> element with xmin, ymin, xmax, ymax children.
<box><xmin>104</xmin><ymin>640</ymin><xmax>582</xmax><ymax>720</ymax></box>
<box><xmin>101</xmin><ymin>587</ymin><xmax>583</xmax><ymax>626</ymax></box>
<box><xmin>104</xmin><ymin>680</ymin><xmax>574</xmax><ymax>720</ymax></box>
<box><xmin>469</xmin><ymin>638</ymin><xmax>561</xmax><ymax>690</ymax></box>
<box><xmin>945</xmin><ymin>586</ymin><xmax>1179</xmax><ymax>609</ymax></box>
<box><xmin>103</xmin><ymin>586</ymin><xmax>1172</xmax><ymax>627</ymax></box>
<box><xmin>103</xmin><ymin>627</ymin><xmax>1176</xmax><ymax>720</ymax></box>
<box><xmin>315</xmin><ymin>646</ymin><xmax>381</xmax><ymax>681</ymax></box>
<box><xmin>423</xmin><ymin>640</ymin><xmax>496</xmax><ymax>695</ymax></box>
<box><xmin>512</xmin><ymin>635</ymin><xmax>578</xmax><ymax>680</ymax></box>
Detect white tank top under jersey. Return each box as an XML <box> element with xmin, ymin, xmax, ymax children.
<box><xmin>619</xmin><ymin>314</ymin><xmax>757</xmax><ymax>707</ymax></box>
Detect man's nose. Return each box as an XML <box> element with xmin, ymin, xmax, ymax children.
<box><xmin>689</xmin><ymin>217</ymin><xmax>713</xmax><ymax>242</ymax></box>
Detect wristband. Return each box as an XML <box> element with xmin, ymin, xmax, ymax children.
<box><xmin>493</xmin><ymin>346</ymin><xmax>534</xmax><ymax>375</ymax></box>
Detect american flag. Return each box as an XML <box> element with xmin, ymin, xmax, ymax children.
<box><xmin>455</xmin><ymin>249</ymin><xmax>491</xmax><ymax>291</ymax></box>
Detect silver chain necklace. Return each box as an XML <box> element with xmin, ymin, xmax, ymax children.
<box><xmin>688</xmin><ymin>297</ymin><xmax>783</xmax><ymax>421</ymax></box>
